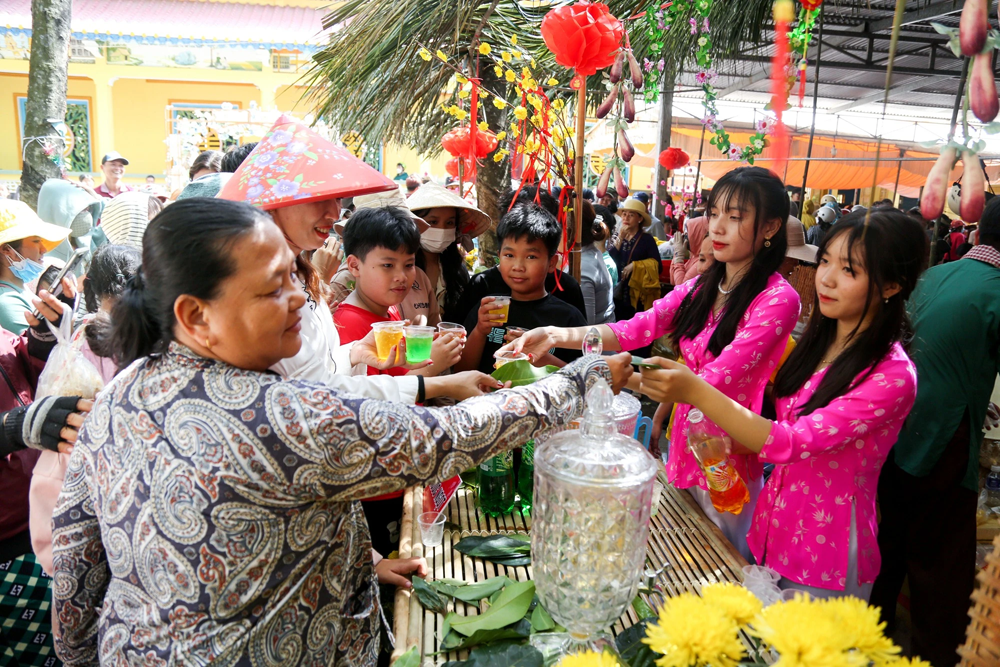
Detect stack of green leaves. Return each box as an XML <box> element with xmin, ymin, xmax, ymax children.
<box><xmin>454</xmin><ymin>534</ymin><xmax>531</xmax><ymax>567</ymax></box>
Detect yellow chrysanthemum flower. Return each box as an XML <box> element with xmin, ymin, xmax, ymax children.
<box><xmin>514</xmin><ymin>106</ymin><xmax>528</xmax><ymax>120</ymax></box>
<box><xmin>510</xmin><ymin>125</ymin><xmax>520</xmax><ymax>138</ymax></box>
<box><xmin>512</xmin><ymin>50</ymin><xmax>522</xmax><ymax>58</ymax></box>
<box><xmin>547</xmin><ymin>77</ymin><xmax>559</xmax><ymax>86</ymax></box>
<box><xmin>492</xmin><ymin>98</ymin><xmax>507</xmax><ymax>110</ymax></box>
<box><xmin>552</xmin><ymin>99</ymin><xmax>565</xmax><ymax>111</ymax></box>
<box><xmin>510</xmin><ymin>34</ymin><xmax>518</xmax><ymax>46</ymax></box>
<box><xmin>554</xmin><ymin>650</ymin><xmax>622</xmax><ymax>667</ymax></box>
<box><xmin>751</xmin><ymin>598</ymin><xmax>854</xmax><ymax>667</ymax></box>
<box><xmin>643</xmin><ymin>594</ymin><xmax>745</xmax><ymax>667</ymax></box>
<box><xmin>527</xmin><ymin>94</ymin><xmax>542</xmax><ymax>110</ymax></box>
<box><xmin>494</xmin><ymin>65</ymin><xmax>503</xmax><ymax>78</ymax></box>
<box><xmin>701</xmin><ymin>583</ymin><xmax>763</xmax><ymax>626</ymax></box>
<box><xmin>457</xmin><ymin>89</ymin><xmax>470</xmax><ymax>99</ymax></box>
<box><xmin>418</xmin><ymin>48</ymin><xmax>432</xmax><ymax>61</ymax></box>
<box><xmin>505</xmin><ymin>70</ymin><xmax>516</xmax><ymax>83</ymax></box>
<box><xmin>436</xmin><ymin>49</ymin><xmax>448</xmax><ymax>61</ymax></box>
<box><xmin>495</xmin><ymin>131</ymin><xmax>507</xmax><ymax>141</ymax></box>
<box><xmin>479</xmin><ymin>43</ymin><xmax>491</xmax><ymax>55</ymax></box>
<box><xmin>478</xmin><ymin>121</ymin><xmax>489</xmax><ymax>132</ymax></box>
<box><xmin>883</xmin><ymin>659</ymin><xmax>932</xmax><ymax>667</ymax></box>
<box><xmin>502</xmin><ymin>51</ymin><xmax>512</xmax><ymax>63</ymax></box>
<box><xmin>454</xmin><ymin>108</ymin><xmax>468</xmax><ymax>121</ymax></box>
<box><xmin>823</xmin><ymin>597</ymin><xmax>900</xmax><ymax>666</ymax></box>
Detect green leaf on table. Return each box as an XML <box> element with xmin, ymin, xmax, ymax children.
<box><xmin>491</xmin><ymin>360</ymin><xmax>560</xmax><ymax>388</ymax></box>
<box><xmin>447</xmin><ymin>580</ymin><xmax>536</xmax><ymax>636</ymax></box>
<box><xmin>452</xmin><ymin>577</ymin><xmax>510</xmax><ymax>603</ymax></box>
<box><xmin>394</xmin><ymin>646</ymin><xmax>421</xmax><ymax>667</ymax></box>
<box><xmin>454</xmin><ymin>535</ymin><xmax>531</xmax><ymax>559</ymax></box>
<box><xmin>439</xmin><ymin>618</ymin><xmax>532</xmax><ymax>651</ymax></box>
<box><xmin>529</xmin><ymin>603</ymin><xmax>556</xmax><ymax>632</ymax></box>
<box><xmin>412</xmin><ymin>576</ymin><xmax>449</xmax><ymax>614</ymax></box>
<box><xmin>438</xmin><ymin>577</ymin><xmax>469</xmax><ymax>587</ymax></box>
<box><xmin>487</xmin><ymin>554</ymin><xmax>532</xmax><ymax>567</ymax></box>
<box><xmin>461</xmin><ymin>641</ymin><xmax>544</xmax><ymax>667</ymax></box>
<box><xmin>615</xmin><ymin>618</ymin><xmax>662</xmax><ymax>667</ymax></box>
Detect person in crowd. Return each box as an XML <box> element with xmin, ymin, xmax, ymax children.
<box><xmin>458</xmin><ymin>204</ymin><xmax>587</xmax><ymax>375</ymax></box>
<box><xmin>634</xmin><ymin>192</ymin><xmax>666</xmax><ymax>241</ymax></box>
<box><xmin>36</xmin><ymin>178</ymin><xmax>105</xmax><ymax>270</ymax></box>
<box><xmin>405</xmin><ymin>182</ymin><xmax>490</xmax><ymax>325</ymax></box>
<box><xmin>695</xmin><ymin>235</ymin><xmax>715</xmax><ymax>275</ymax></box>
<box><xmin>332</xmin><ymin>206</ymin><xmax>464</xmax><ymax>557</ymax></box>
<box><xmin>220</xmin><ymin>142</ymin><xmax>257</xmax><ymax>173</ymax></box>
<box><xmin>0</xmin><ymin>275</ymin><xmax>91</xmax><ymax>665</ymax></box>
<box><xmin>956</xmin><ymin>241</ymin><xmax>973</xmax><ymax>259</ymax></box>
<box><xmin>593</xmin><ymin>203</ymin><xmax>619</xmax><ymax>285</ymax></box>
<box><xmin>0</xmin><ymin>201</ymin><xmax>72</xmax><ymax>334</ymax></box>
<box><xmin>872</xmin><ymin>198</ymin><xmax>896</xmax><ymax>210</ymax></box>
<box><xmin>608</xmin><ymin>198</ymin><xmax>661</xmax><ymax>324</ymax></box>
<box><xmin>579</xmin><ymin>201</ymin><xmax>615</xmax><ymax>325</ymax></box>
<box><xmin>870</xmin><ymin>198</ymin><xmax>1000</xmax><ymax>667</ymax></box>
<box><xmin>599</xmin><ymin>190</ymin><xmax>619</xmax><ymax>217</ymax></box>
<box><xmin>637</xmin><ymin>208</ymin><xmax>925</xmax><ymax>600</ymax></box>
<box><xmin>670</xmin><ymin>213</ymin><xmax>709</xmax><ymax>286</ymax></box>
<box><xmin>807</xmin><ymin>203</ymin><xmax>837</xmax><ymax>248</ymax></box>
<box><xmin>174</xmin><ymin>150</ymin><xmax>229</xmax><ymax>201</ymax></box>
<box><xmin>452</xmin><ymin>187</ymin><xmax>587</xmax><ymax>324</ymax></box>
<box><xmin>801</xmin><ymin>199</ymin><xmax>818</xmax><ymax>229</ymax></box>
<box><xmin>143</xmin><ymin>175</ymin><xmax>157</xmax><ymax>190</ymax></box>
<box><xmin>189</xmin><ymin>150</ymin><xmax>223</xmax><ymax>180</ymax></box>
<box><xmin>95</xmin><ymin>152</ymin><xmax>131</xmax><ymax>199</ymax></box>
<box><xmin>50</xmin><ymin>198</ymin><xmax>633</xmax><ymax>666</ymax></box>
<box><xmin>505</xmin><ymin>167</ymin><xmax>800</xmax><ymax>557</ymax></box>
<box><xmin>582</xmin><ymin>188</ymin><xmax>595</xmax><ymax>202</ymax></box>
<box><xmin>394</xmin><ymin>162</ymin><xmax>408</xmax><ymax>181</ymax></box>
<box><xmin>99</xmin><ymin>191</ymin><xmax>162</xmax><ymax>249</ymax></box>
<box><xmin>942</xmin><ymin>219</ymin><xmax>967</xmax><ymax>263</ymax></box>
<box><xmin>786</xmin><ymin>185</ymin><xmax>801</xmax><ymax>218</ymax></box>
<box><xmin>405</xmin><ymin>177</ymin><xmax>421</xmax><ymax>196</ymax></box>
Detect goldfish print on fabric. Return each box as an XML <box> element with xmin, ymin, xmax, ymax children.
<box><xmin>748</xmin><ymin>343</ymin><xmax>917</xmax><ymax>590</ymax></box>
<box><xmin>608</xmin><ymin>273</ymin><xmax>800</xmax><ymax>490</ymax></box>
<box><xmin>50</xmin><ymin>343</ymin><xmax>610</xmax><ymax>667</ymax></box>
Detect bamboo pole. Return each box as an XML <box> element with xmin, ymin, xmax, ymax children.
<box><xmin>572</xmin><ymin>81</ymin><xmax>586</xmax><ymax>282</ymax></box>
<box><xmin>390</xmin><ymin>487</ymin><xmax>416</xmax><ymax>663</ymax></box>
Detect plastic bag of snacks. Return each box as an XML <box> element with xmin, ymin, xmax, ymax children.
<box><xmin>35</xmin><ymin>302</ymin><xmax>105</xmax><ymax>400</ymax></box>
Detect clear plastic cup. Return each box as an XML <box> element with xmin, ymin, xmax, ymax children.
<box><xmin>742</xmin><ymin>564</ymin><xmax>781</xmax><ymax>584</ymax></box>
<box><xmin>371</xmin><ymin>321</ymin><xmax>404</xmax><ymax>361</ymax></box>
<box><xmin>494</xmin><ymin>350</ymin><xmax>528</xmax><ymax>369</ymax></box>
<box><xmin>418</xmin><ymin>511</ymin><xmax>446</xmax><ymax>548</ymax></box>
<box><xmin>488</xmin><ymin>296</ymin><xmax>511</xmax><ymax>324</ymax></box>
<box><xmin>403</xmin><ymin>325</ymin><xmax>435</xmax><ymax>364</ymax></box>
<box><xmin>650</xmin><ymin>480</ymin><xmax>664</xmax><ymax>517</ymax></box>
<box><xmin>437</xmin><ymin>322</ymin><xmax>467</xmax><ymax>341</ymax></box>
<box><xmin>780</xmin><ymin>588</ymin><xmax>807</xmax><ymax>602</ymax></box>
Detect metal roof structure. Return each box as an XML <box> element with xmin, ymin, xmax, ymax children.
<box><xmin>680</xmin><ymin>0</ymin><xmax>993</xmax><ymax>116</ymax></box>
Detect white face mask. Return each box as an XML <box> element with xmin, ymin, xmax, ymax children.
<box><xmin>420</xmin><ymin>227</ymin><xmax>457</xmax><ymax>254</ymax></box>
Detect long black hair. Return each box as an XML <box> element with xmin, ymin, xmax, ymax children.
<box><xmin>412</xmin><ymin>207</ymin><xmax>471</xmax><ymax>321</ymax></box>
<box><xmin>773</xmin><ymin>209</ymin><xmax>928</xmax><ymax>416</ymax></box>
<box><xmin>671</xmin><ymin>167</ymin><xmax>790</xmax><ymax>356</ymax></box>
<box><xmin>110</xmin><ymin>198</ymin><xmax>269</xmax><ymax>370</ymax></box>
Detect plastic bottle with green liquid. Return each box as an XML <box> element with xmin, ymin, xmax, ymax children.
<box><xmin>479</xmin><ymin>450</ymin><xmax>515</xmax><ymax>516</ymax></box>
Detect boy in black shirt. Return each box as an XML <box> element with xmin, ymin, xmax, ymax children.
<box><xmin>457</xmin><ymin>204</ymin><xmax>586</xmax><ymax>375</ymax></box>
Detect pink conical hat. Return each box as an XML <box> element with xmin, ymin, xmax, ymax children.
<box><xmin>217</xmin><ymin>114</ymin><xmax>396</xmax><ymax>211</ymax></box>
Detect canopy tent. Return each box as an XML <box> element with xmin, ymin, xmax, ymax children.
<box><xmin>587</xmin><ymin>120</ymin><xmax>1000</xmax><ymax>198</ymax></box>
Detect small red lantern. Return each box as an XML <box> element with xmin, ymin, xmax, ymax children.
<box><xmin>446</xmin><ymin>156</ymin><xmax>476</xmax><ymax>178</ymax></box>
<box><xmin>441</xmin><ymin>127</ymin><xmax>498</xmax><ymax>159</ymax></box>
<box><xmin>658</xmin><ymin>147</ymin><xmax>690</xmax><ymax>171</ymax></box>
<box><xmin>541</xmin><ymin>1</ymin><xmax>624</xmax><ymax>77</ymax></box>
<box><xmin>800</xmin><ymin>0</ymin><xmax>823</xmax><ymax>10</ymax></box>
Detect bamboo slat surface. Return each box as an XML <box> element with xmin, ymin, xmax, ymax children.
<box><xmin>390</xmin><ymin>471</ymin><xmax>750</xmax><ymax>665</ymax></box>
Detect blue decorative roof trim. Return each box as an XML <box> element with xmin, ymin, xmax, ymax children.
<box><xmin>1</xmin><ymin>26</ymin><xmax>319</xmax><ymax>52</ymax></box>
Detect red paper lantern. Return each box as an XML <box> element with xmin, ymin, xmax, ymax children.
<box><xmin>541</xmin><ymin>1</ymin><xmax>624</xmax><ymax>77</ymax></box>
<box><xmin>800</xmin><ymin>0</ymin><xmax>823</xmax><ymax>10</ymax></box>
<box><xmin>658</xmin><ymin>147</ymin><xmax>690</xmax><ymax>171</ymax></box>
<box><xmin>441</xmin><ymin>127</ymin><xmax>499</xmax><ymax>159</ymax></box>
<box><xmin>446</xmin><ymin>156</ymin><xmax>476</xmax><ymax>178</ymax></box>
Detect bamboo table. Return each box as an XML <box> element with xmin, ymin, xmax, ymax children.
<box><xmin>390</xmin><ymin>471</ymin><xmax>750</xmax><ymax>665</ymax></box>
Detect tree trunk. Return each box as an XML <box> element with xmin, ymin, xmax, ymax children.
<box><xmin>18</xmin><ymin>0</ymin><xmax>72</xmax><ymax>210</ymax></box>
<box><xmin>475</xmin><ymin>61</ymin><xmax>508</xmax><ymax>268</ymax></box>
<box><xmin>651</xmin><ymin>66</ymin><xmax>675</xmax><ymax>226</ymax></box>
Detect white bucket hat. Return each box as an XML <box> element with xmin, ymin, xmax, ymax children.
<box><xmin>405</xmin><ymin>183</ymin><xmax>491</xmax><ymax>238</ymax></box>
<box><xmin>336</xmin><ymin>187</ymin><xmax>429</xmax><ymax>235</ymax></box>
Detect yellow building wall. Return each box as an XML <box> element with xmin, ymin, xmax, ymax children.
<box><xmin>0</xmin><ymin>73</ymin><xmax>98</xmax><ymax>172</ymax></box>
<box><xmin>111</xmin><ymin>78</ymin><xmax>261</xmax><ymax>177</ymax></box>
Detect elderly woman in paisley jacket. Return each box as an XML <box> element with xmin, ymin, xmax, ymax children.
<box><xmin>50</xmin><ymin>199</ymin><xmax>633</xmax><ymax>667</ymax></box>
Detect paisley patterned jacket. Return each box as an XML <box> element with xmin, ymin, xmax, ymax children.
<box><xmin>51</xmin><ymin>344</ymin><xmax>610</xmax><ymax>666</ymax></box>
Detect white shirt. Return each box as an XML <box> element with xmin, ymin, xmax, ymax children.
<box><xmin>270</xmin><ymin>284</ymin><xmax>418</xmax><ymax>403</ymax></box>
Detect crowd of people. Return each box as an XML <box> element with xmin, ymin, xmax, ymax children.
<box><xmin>0</xmin><ymin>118</ymin><xmax>997</xmax><ymax>667</ymax></box>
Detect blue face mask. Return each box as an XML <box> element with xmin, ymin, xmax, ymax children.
<box><xmin>6</xmin><ymin>249</ymin><xmax>44</xmax><ymax>284</ymax></box>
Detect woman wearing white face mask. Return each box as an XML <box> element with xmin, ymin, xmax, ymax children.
<box><xmin>406</xmin><ymin>183</ymin><xmax>491</xmax><ymax>324</ymax></box>
<box><xmin>0</xmin><ymin>201</ymin><xmax>71</xmax><ymax>334</ymax></box>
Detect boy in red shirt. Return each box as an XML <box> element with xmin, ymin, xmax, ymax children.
<box><xmin>333</xmin><ymin>205</ymin><xmax>463</xmax><ymax>557</ymax></box>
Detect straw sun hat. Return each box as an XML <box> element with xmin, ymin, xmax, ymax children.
<box><xmin>785</xmin><ymin>216</ymin><xmax>818</xmax><ymax>263</ymax></box>
<box><xmin>404</xmin><ymin>183</ymin><xmax>491</xmax><ymax>238</ymax></box>
<box><xmin>335</xmin><ymin>187</ymin><xmax>430</xmax><ymax>235</ymax></box>
<box><xmin>0</xmin><ymin>200</ymin><xmax>72</xmax><ymax>252</ymax></box>
<box><xmin>619</xmin><ymin>198</ymin><xmax>652</xmax><ymax>227</ymax></box>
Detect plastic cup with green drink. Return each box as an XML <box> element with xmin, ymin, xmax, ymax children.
<box><xmin>403</xmin><ymin>325</ymin><xmax>435</xmax><ymax>364</ymax></box>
